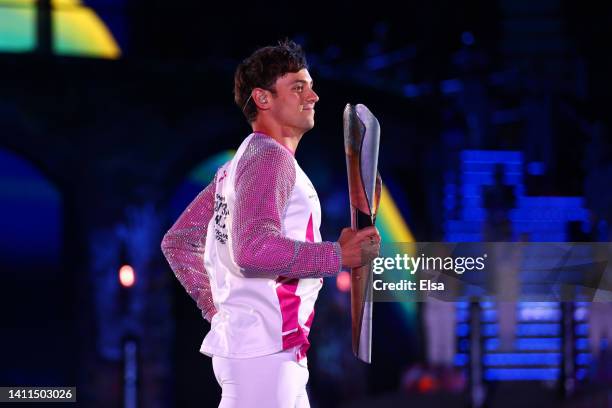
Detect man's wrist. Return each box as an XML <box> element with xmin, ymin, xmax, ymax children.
<box><xmin>332</xmin><ymin>241</ymin><xmax>343</xmax><ymax>275</ymax></box>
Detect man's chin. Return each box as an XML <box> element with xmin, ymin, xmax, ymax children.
<box><xmin>303</xmin><ymin>119</ymin><xmax>315</xmax><ymax>131</ymax></box>
<box><xmin>294</xmin><ymin>119</ymin><xmax>315</xmax><ymax>134</ymax></box>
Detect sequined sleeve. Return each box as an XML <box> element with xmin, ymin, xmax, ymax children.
<box><xmin>232</xmin><ymin>136</ymin><xmax>342</xmax><ymax>278</ymax></box>
<box><xmin>161</xmin><ymin>175</ymin><xmax>217</xmax><ymax>322</ymax></box>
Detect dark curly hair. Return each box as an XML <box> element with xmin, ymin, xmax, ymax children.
<box><xmin>234</xmin><ymin>40</ymin><xmax>309</xmax><ymax>123</ymax></box>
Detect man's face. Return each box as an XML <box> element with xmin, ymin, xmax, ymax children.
<box><xmin>267</xmin><ymin>69</ymin><xmax>319</xmax><ymax>134</ymax></box>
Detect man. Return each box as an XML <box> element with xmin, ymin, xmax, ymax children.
<box><xmin>161</xmin><ymin>40</ymin><xmax>379</xmax><ymax>408</ymax></box>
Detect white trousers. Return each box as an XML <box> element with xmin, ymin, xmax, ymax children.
<box><xmin>212</xmin><ymin>349</ymin><xmax>310</xmax><ymax>408</ymax></box>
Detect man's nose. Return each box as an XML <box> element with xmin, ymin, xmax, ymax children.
<box><xmin>307</xmin><ymin>89</ymin><xmax>319</xmax><ymax>103</ymax></box>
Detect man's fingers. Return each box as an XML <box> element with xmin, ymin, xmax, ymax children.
<box><xmin>356</xmin><ymin>226</ymin><xmax>378</xmax><ymax>239</ymax></box>
<box><xmin>361</xmin><ymin>241</ymin><xmax>381</xmax><ymax>264</ymax></box>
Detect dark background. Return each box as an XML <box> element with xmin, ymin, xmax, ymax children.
<box><xmin>1</xmin><ymin>0</ymin><xmax>611</xmax><ymax>407</ymax></box>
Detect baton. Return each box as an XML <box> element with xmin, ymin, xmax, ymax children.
<box><xmin>343</xmin><ymin>103</ymin><xmax>382</xmax><ymax>363</ymax></box>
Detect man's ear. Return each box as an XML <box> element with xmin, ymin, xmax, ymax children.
<box><xmin>252</xmin><ymin>88</ymin><xmax>269</xmax><ymax>110</ymax></box>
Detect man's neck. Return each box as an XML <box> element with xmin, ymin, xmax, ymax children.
<box><xmin>252</xmin><ymin>122</ymin><xmax>303</xmax><ymax>154</ymax></box>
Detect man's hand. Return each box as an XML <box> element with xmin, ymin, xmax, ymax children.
<box><xmin>338</xmin><ymin>226</ymin><xmax>381</xmax><ymax>268</ymax></box>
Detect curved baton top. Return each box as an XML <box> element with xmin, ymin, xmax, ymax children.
<box><xmin>343</xmin><ymin>103</ymin><xmax>382</xmax><ymax>363</ymax></box>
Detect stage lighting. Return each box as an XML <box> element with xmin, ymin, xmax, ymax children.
<box><xmin>119</xmin><ymin>264</ymin><xmax>135</xmax><ymax>288</ymax></box>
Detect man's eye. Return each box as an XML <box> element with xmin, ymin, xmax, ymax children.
<box><xmin>295</xmin><ymin>86</ymin><xmax>304</xmax><ymax>92</ymax></box>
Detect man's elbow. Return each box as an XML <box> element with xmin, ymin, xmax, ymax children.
<box><xmin>233</xmin><ymin>243</ymin><xmax>269</xmax><ymax>274</ymax></box>
<box><xmin>233</xmin><ymin>245</ymin><xmax>253</xmax><ymax>270</ymax></box>
<box><xmin>233</xmin><ymin>242</ymin><xmax>285</xmax><ymax>279</ymax></box>
<box><xmin>160</xmin><ymin>230</ymin><xmax>174</xmax><ymax>255</ymax></box>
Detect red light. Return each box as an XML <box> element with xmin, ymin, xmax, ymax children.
<box><xmin>336</xmin><ymin>271</ymin><xmax>351</xmax><ymax>292</ymax></box>
<box><xmin>119</xmin><ymin>265</ymin><xmax>135</xmax><ymax>287</ymax></box>
<box><xmin>417</xmin><ymin>375</ymin><xmax>437</xmax><ymax>393</ymax></box>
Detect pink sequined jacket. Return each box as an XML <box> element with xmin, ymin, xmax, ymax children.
<box><xmin>161</xmin><ymin>133</ymin><xmax>342</xmax><ymax>325</ymax></box>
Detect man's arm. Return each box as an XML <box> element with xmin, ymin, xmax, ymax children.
<box><xmin>161</xmin><ymin>174</ymin><xmax>217</xmax><ymax>322</ymax></box>
<box><xmin>232</xmin><ymin>138</ymin><xmax>342</xmax><ymax>279</ymax></box>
